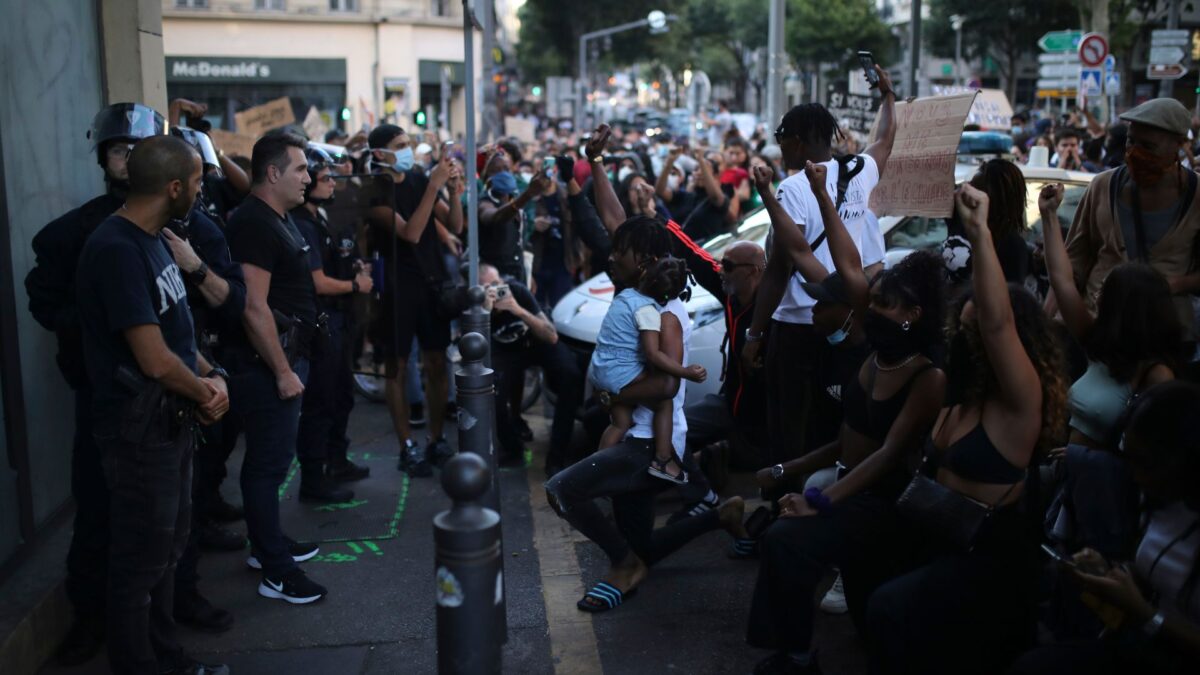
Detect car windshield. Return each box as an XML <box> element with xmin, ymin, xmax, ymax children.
<box><xmin>1024</xmin><ymin>180</ymin><xmax>1089</xmax><ymax>243</ymax></box>
<box><xmin>701</xmin><ymin>208</ymin><xmax>770</xmax><ymax>259</ymax></box>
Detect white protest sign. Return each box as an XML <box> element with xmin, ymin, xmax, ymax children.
<box><xmin>869</xmin><ymin>93</ymin><xmax>976</xmax><ymax>218</ymax></box>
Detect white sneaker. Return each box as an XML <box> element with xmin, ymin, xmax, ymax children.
<box><xmin>819</xmin><ymin>573</ymin><xmax>848</xmax><ymax>614</ymax></box>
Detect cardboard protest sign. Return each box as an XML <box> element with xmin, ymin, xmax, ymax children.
<box><xmin>826</xmin><ymin>88</ymin><xmax>880</xmax><ymax>134</ymax></box>
<box><xmin>207</xmin><ymin>128</ymin><xmax>256</xmax><ymax>159</ymax></box>
<box><xmin>235</xmin><ymin>97</ymin><xmax>296</xmax><ymax>137</ymax></box>
<box><xmin>505</xmin><ymin>116</ymin><xmax>537</xmax><ymax>144</ymax></box>
<box><xmin>868</xmin><ymin>92</ymin><xmax>976</xmax><ymax>218</ymax></box>
<box><xmin>932</xmin><ymin>86</ymin><xmax>1013</xmax><ymax>130</ymax></box>
<box><xmin>302</xmin><ymin>105</ymin><xmax>329</xmax><ymax>141</ymax></box>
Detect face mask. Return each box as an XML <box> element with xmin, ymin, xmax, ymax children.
<box><xmin>519</xmin><ymin>171</ymin><xmax>534</xmax><ymax>184</ymax></box>
<box><xmin>667</xmin><ymin>174</ymin><xmax>682</xmax><ymax>191</ymax></box>
<box><xmin>864</xmin><ymin>309</ymin><xmax>921</xmax><ymax>361</ymax></box>
<box><xmin>488</xmin><ymin>171</ymin><xmax>519</xmax><ymax>197</ymax></box>
<box><xmin>617</xmin><ymin>166</ymin><xmax>634</xmax><ymax>183</ymax></box>
<box><xmin>1011</xmin><ymin>125</ymin><xmax>1023</xmax><ymax>135</ymax></box>
<box><xmin>1125</xmin><ymin>144</ymin><xmax>1178</xmax><ymax>186</ymax></box>
<box><xmin>826</xmin><ymin>310</ymin><xmax>854</xmax><ymax>346</ymax></box>
<box><xmin>387</xmin><ymin>147</ymin><xmax>414</xmax><ymax>173</ymax></box>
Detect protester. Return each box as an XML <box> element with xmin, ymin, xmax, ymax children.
<box><xmin>1066</xmin><ymin>98</ymin><xmax>1200</xmax><ymax>345</ymax></box>
<box><xmin>76</xmin><ymin>134</ymin><xmax>230</xmax><ymax>675</ymax></box>
<box><xmin>866</xmin><ymin>184</ymin><xmax>1068</xmax><ymax>675</ymax></box>
<box><xmin>940</xmin><ymin>159</ymin><xmax>1031</xmax><ymax>289</ymax></box>
<box><xmin>745</xmin><ymin>65</ymin><xmax>896</xmax><ymax>471</ymax></box>
<box><xmin>1052</xmin><ymin>129</ymin><xmax>1085</xmax><ymax>171</ymax></box>
<box><xmin>24</xmin><ymin>102</ymin><xmax>166</xmax><ymax>665</ymax></box>
<box><xmin>479</xmin><ymin>149</ymin><xmax>552</xmax><ymax>281</ymax></box>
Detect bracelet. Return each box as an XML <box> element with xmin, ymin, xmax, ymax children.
<box><xmin>803</xmin><ymin>487</ymin><xmax>833</xmax><ymax>515</ymax></box>
<box><xmin>745</xmin><ymin>331</ymin><xmax>765</xmax><ymax>343</ymax></box>
<box><xmin>589</xmin><ymin>154</ymin><xmax>604</xmax><ymax>164</ymax></box>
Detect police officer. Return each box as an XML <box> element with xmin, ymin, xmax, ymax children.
<box><xmin>23</xmin><ymin>102</ymin><xmax>164</xmax><ymax>665</ymax></box>
<box><xmin>291</xmin><ymin>146</ymin><xmax>374</xmax><ymax>502</ymax></box>
<box><xmin>163</xmin><ymin>125</ymin><xmax>247</xmax><ymax>633</ymax></box>
<box><xmin>77</xmin><ymin>134</ymin><xmax>230</xmax><ymax>675</ymax></box>
<box><xmin>225</xmin><ymin>132</ymin><xmax>327</xmax><ymax>603</ymax></box>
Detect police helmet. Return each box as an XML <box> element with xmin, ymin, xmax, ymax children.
<box><xmin>170</xmin><ymin>126</ymin><xmax>224</xmax><ymax>177</ymax></box>
<box><xmin>88</xmin><ymin>103</ymin><xmax>165</xmax><ymax>152</ymax></box>
<box><xmin>304</xmin><ymin>146</ymin><xmax>336</xmax><ymax>200</ymax></box>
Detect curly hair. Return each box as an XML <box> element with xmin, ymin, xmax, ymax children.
<box><xmin>870</xmin><ymin>250</ymin><xmax>946</xmax><ymax>354</ymax></box>
<box><xmin>639</xmin><ymin>257</ymin><xmax>689</xmax><ymax>305</ymax></box>
<box><xmin>945</xmin><ymin>284</ymin><xmax>1069</xmax><ymax>452</ymax></box>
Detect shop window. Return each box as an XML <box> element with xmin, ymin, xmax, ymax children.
<box><xmin>330</xmin><ymin>0</ymin><xmax>358</xmax><ymax>10</ymax></box>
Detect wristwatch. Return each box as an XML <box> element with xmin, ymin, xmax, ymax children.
<box><xmin>1143</xmin><ymin>611</ymin><xmax>1166</xmax><ymax>637</ymax></box>
<box><xmin>203</xmin><ymin>365</ymin><xmax>229</xmax><ymax>381</ymax></box>
<box><xmin>187</xmin><ymin>261</ymin><xmax>209</xmax><ymax>285</ymax></box>
<box><xmin>745</xmin><ymin>331</ymin><xmax>765</xmax><ymax>343</ymax></box>
<box><xmin>770</xmin><ymin>464</ymin><xmax>785</xmax><ymax>480</ymax></box>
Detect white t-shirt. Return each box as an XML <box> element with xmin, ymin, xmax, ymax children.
<box><xmin>772</xmin><ymin>154</ymin><xmax>883</xmax><ymax>324</ymax></box>
<box><xmin>628</xmin><ymin>298</ymin><xmax>691</xmax><ymax>459</ymax></box>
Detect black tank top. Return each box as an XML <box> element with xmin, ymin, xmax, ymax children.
<box><xmin>929</xmin><ymin>406</ymin><xmax>1027</xmax><ymax>485</ymax></box>
<box><xmin>842</xmin><ymin>358</ymin><xmax>937</xmax><ymax>444</ymax></box>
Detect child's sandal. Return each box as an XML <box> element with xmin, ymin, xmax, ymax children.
<box><xmin>647</xmin><ymin>454</ymin><xmax>688</xmax><ymax>485</ymax></box>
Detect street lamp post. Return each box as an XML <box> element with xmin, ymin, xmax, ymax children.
<box><xmin>575</xmin><ymin>11</ymin><xmax>678</xmax><ymax>132</ymax></box>
<box><xmin>950</xmin><ymin>14</ymin><xmax>964</xmax><ymax>87</ymax></box>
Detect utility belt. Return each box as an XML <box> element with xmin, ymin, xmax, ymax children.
<box><xmin>272</xmin><ymin>309</ymin><xmax>329</xmax><ymax>365</ymax></box>
<box><xmin>115</xmin><ymin>365</ymin><xmax>195</xmax><ymax>446</ymax></box>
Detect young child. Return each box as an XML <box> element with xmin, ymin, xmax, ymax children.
<box><xmin>590</xmin><ymin>257</ymin><xmax>707</xmax><ymax>484</ymax></box>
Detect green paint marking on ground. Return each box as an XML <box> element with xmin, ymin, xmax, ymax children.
<box><xmin>311</xmin><ymin>552</ymin><xmax>358</xmax><ymax>564</ymax></box>
<box><xmin>277</xmin><ymin>458</ymin><xmax>300</xmax><ymax>499</ymax></box>
<box><xmin>313</xmin><ymin>498</ymin><xmax>369</xmax><ymax>512</ymax></box>
<box><xmin>364</xmin><ymin>541</ymin><xmax>382</xmax><ymax>555</ymax></box>
<box><xmin>346</xmin><ymin>541</ymin><xmax>363</xmax><ymax>554</ymax></box>
<box><xmin>386</xmin><ymin>474</ymin><xmax>410</xmax><ymax>538</ymax></box>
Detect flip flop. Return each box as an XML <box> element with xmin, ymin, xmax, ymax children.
<box><xmin>576</xmin><ymin>581</ymin><xmax>638</xmax><ymax>613</ymax></box>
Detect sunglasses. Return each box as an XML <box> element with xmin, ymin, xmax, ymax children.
<box><xmin>773</xmin><ymin>125</ymin><xmax>789</xmax><ymax>143</ymax></box>
<box><xmin>720</xmin><ymin>259</ymin><xmax>755</xmax><ymax>272</ymax></box>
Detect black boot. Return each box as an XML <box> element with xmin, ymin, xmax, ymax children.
<box><xmin>327</xmin><ymin>449</ymin><xmax>370</xmax><ymax>482</ymax></box>
<box><xmin>299</xmin><ymin>463</ymin><xmax>354</xmax><ymax>503</ymax></box>
<box><xmin>174</xmin><ymin>591</ymin><xmax>234</xmax><ymax>634</ymax></box>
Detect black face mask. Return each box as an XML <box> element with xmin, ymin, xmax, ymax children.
<box><xmin>864</xmin><ymin>309</ymin><xmax>922</xmax><ymax>362</ymax></box>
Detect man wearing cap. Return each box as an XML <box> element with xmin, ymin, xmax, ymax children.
<box><xmin>24</xmin><ymin>102</ymin><xmax>165</xmax><ymax>665</ymax></box>
<box><xmin>1067</xmin><ymin>97</ymin><xmax>1200</xmax><ymax>342</ymax></box>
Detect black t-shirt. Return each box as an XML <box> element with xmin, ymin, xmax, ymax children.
<box><xmin>293</xmin><ymin>205</ymin><xmax>361</xmax><ymax>312</ymax></box>
<box><xmin>943</xmin><ymin>218</ymin><xmax>1031</xmax><ymax>286</ymax></box>
<box><xmin>227</xmin><ymin>195</ymin><xmax>318</xmax><ymax>323</ymax></box>
<box><xmin>490</xmin><ymin>280</ymin><xmax>541</xmax><ymax>353</ymax></box>
<box><xmin>77</xmin><ymin>216</ymin><xmax>197</xmax><ymax>430</ymax></box>
<box><xmin>480</xmin><ymin>195</ymin><xmax>525</xmax><ymax>281</ymax></box>
<box><xmin>666</xmin><ymin>188</ymin><xmax>702</xmax><ymax>224</ymax></box>
<box><xmin>375</xmin><ymin>171</ymin><xmax>445</xmax><ymax>286</ymax></box>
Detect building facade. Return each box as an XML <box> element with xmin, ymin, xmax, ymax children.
<box><xmin>163</xmin><ymin>0</ymin><xmax>482</xmax><ymax>138</ymax></box>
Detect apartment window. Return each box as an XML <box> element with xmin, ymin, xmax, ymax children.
<box><xmin>431</xmin><ymin>0</ymin><xmax>448</xmax><ymax>17</ymax></box>
<box><xmin>254</xmin><ymin>0</ymin><xmax>285</xmax><ymax>10</ymax></box>
<box><xmin>175</xmin><ymin>0</ymin><xmax>209</xmax><ymax>8</ymax></box>
<box><xmin>330</xmin><ymin>0</ymin><xmax>358</xmax><ymax>11</ymax></box>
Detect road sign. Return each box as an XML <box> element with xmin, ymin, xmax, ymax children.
<box><xmin>1037</xmin><ymin>89</ymin><xmax>1077</xmax><ymax>99</ymax></box>
<box><xmin>1148</xmin><ymin>63</ymin><xmax>1189</xmax><ymax>80</ymax></box>
<box><xmin>1037</xmin><ymin>78</ymin><xmax>1080</xmax><ymax>91</ymax></box>
<box><xmin>1151</xmin><ymin>29</ymin><xmax>1190</xmax><ymax>46</ymax></box>
<box><xmin>1080</xmin><ymin>69</ymin><xmax>1103</xmax><ymax>96</ymax></box>
<box><xmin>1104</xmin><ymin>55</ymin><xmax>1116</xmax><ymax>73</ymax></box>
<box><xmin>1038</xmin><ymin>52</ymin><xmax>1081</xmax><ymax>65</ymax></box>
<box><xmin>1149</xmin><ymin>47</ymin><xmax>1186</xmax><ymax>65</ymax></box>
<box><xmin>1039</xmin><ymin>64</ymin><xmax>1082</xmax><ymax>78</ymax></box>
<box><xmin>1039</xmin><ymin>30</ymin><xmax>1084</xmax><ymax>53</ymax></box>
<box><xmin>1105</xmin><ymin>72</ymin><xmax>1122</xmax><ymax>96</ymax></box>
<box><xmin>1078</xmin><ymin>33</ymin><xmax>1109</xmax><ymax>67</ymax></box>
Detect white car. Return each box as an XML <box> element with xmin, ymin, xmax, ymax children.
<box><xmin>551</xmin><ymin>163</ymin><xmax>1096</xmax><ymax>405</ymax></box>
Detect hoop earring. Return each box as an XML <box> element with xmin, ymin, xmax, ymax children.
<box><xmin>901</xmin><ymin>320</ymin><xmax>911</xmax><ymax>331</ymax></box>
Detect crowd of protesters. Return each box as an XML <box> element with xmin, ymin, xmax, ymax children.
<box><xmin>23</xmin><ymin>57</ymin><xmax>1200</xmax><ymax>673</ymax></box>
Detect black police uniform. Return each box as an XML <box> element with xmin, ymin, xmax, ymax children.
<box><xmin>170</xmin><ymin>205</ymin><xmax>246</xmax><ymax>614</ymax></box>
<box><xmin>291</xmin><ymin>205</ymin><xmax>358</xmax><ymax>473</ymax></box>
<box><xmin>76</xmin><ymin>214</ymin><xmax>199</xmax><ymax>674</ymax></box>
<box><xmin>23</xmin><ymin>191</ymin><xmax>122</xmax><ymax>628</ymax></box>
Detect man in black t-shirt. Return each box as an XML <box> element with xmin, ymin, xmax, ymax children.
<box><xmin>292</xmin><ymin>148</ymin><xmax>374</xmax><ymax>502</ymax></box>
<box><xmin>225</xmin><ymin>132</ymin><xmax>329</xmax><ymax>604</ymax></box>
<box><xmin>366</xmin><ymin>124</ymin><xmax>463</xmax><ymax>476</ymax></box>
<box><xmin>479</xmin><ymin>264</ymin><xmax>583</xmax><ymax>473</ymax></box>
<box><xmin>77</xmin><ymin>135</ymin><xmax>230</xmax><ymax>675</ymax></box>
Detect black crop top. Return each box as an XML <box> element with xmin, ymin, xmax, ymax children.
<box><xmin>929</xmin><ymin>409</ymin><xmax>1027</xmax><ymax>485</ymax></box>
<box><xmin>842</xmin><ymin>361</ymin><xmax>937</xmax><ymax>443</ymax></box>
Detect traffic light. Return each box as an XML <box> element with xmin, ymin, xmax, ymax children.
<box><xmin>532</xmin><ymin>85</ymin><xmax>543</xmax><ymax>97</ymax></box>
<box><xmin>340</xmin><ymin>107</ymin><xmax>351</xmax><ymax>121</ymax></box>
<box><xmin>414</xmin><ymin>110</ymin><xmax>427</xmax><ymax>127</ymax></box>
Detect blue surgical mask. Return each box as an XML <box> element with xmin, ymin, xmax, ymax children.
<box><xmin>826</xmin><ymin>310</ymin><xmax>853</xmax><ymax>346</ymax></box>
<box><xmin>388</xmin><ymin>147</ymin><xmax>414</xmax><ymax>173</ymax></box>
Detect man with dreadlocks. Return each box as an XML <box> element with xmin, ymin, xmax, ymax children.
<box><xmin>744</xmin><ymin>65</ymin><xmax>897</xmax><ymax>470</ymax></box>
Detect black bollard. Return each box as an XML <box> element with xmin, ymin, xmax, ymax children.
<box><xmin>434</xmin><ymin>453</ymin><xmax>502</xmax><ymax>674</ymax></box>
<box><xmin>460</xmin><ymin>285</ymin><xmax>491</xmax><ymax>368</ymax></box>
<box><xmin>455</xmin><ymin>332</ymin><xmax>508</xmax><ymax>643</ymax></box>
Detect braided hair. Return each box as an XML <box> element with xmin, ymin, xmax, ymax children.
<box><xmin>639</xmin><ymin>256</ymin><xmax>689</xmax><ymax>305</ymax></box>
<box><xmin>611</xmin><ymin>215</ymin><xmax>673</xmax><ymax>262</ymax></box>
<box><xmin>778</xmin><ymin>103</ymin><xmax>845</xmax><ymax>149</ymax></box>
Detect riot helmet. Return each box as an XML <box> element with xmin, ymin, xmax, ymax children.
<box><xmin>304</xmin><ymin>145</ymin><xmax>337</xmax><ymax>204</ymax></box>
<box><xmin>170</xmin><ymin>125</ymin><xmax>223</xmax><ymax>177</ymax></box>
<box><xmin>88</xmin><ymin>103</ymin><xmax>165</xmax><ymax>165</ymax></box>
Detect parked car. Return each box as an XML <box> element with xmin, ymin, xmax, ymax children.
<box><xmin>551</xmin><ymin>162</ymin><xmax>1096</xmax><ymax>405</ymax></box>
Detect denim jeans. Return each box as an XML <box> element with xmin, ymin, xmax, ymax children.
<box><xmin>98</xmin><ymin>424</ymin><xmax>195</xmax><ymax>675</ymax></box>
<box><xmin>544</xmin><ymin>438</ymin><xmax>718</xmax><ymax>567</ymax></box>
<box><xmin>229</xmin><ymin>356</ymin><xmax>309</xmax><ymax>579</ymax></box>
<box><xmin>68</xmin><ymin>386</ymin><xmax>109</xmax><ymax>623</ymax></box>
<box><xmin>298</xmin><ymin>311</ymin><xmax>354</xmax><ymax>466</ymax></box>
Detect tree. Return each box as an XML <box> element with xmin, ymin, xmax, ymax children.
<box><xmin>926</xmin><ymin>0</ymin><xmax>1079</xmax><ymax>102</ymax></box>
<box><xmin>787</xmin><ymin>0</ymin><xmax>893</xmax><ymax>71</ymax></box>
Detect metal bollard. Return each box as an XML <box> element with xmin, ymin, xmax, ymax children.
<box><xmin>460</xmin><ymin>286</ymin><xmax>491</xmax><ymax>368</ymax></box>
<box><xmin>455</xmin><ymin>332</ymin><xmax>508</xmax><ymax>643</ymax></box>
<box><xmin>434</xmin><ymin>453</ymin><xmax>502</xmax><ymax>674</ymax></box>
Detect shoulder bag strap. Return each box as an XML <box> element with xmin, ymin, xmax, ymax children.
<box><xmin>864</xmin><ymin>355</ymin><xmax>880</xmax><ymax>430</ymax></box>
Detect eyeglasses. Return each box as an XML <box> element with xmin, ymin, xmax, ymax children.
<box><xmin>720</xmin><ymin>259</ymin><xmax>756</xmax><ymax>272</ymax></box>
<box><xmin>107</xmin><ymin>143</ymin><xmax>135</xmax><ymax>159</ymax></box>
<box><xmin>773</xmin><ymin>125</ymin><xmax>789</xmax><ymax>143</ymax></box>
<box><xmin>319</xmin><ymin>174</ymin><xmax>337</xmax><ymax>183</ymax></box>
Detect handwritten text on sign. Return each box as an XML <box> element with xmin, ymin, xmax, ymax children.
<box><xmin>869</xmin><ymin>93</ymin><xmax>976</xmax><ymax>218</ymax></box>
<box><xmin>234</xmin><ymin>97</ymin><xmax>296</xmax><ymax>137</ymax></box>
